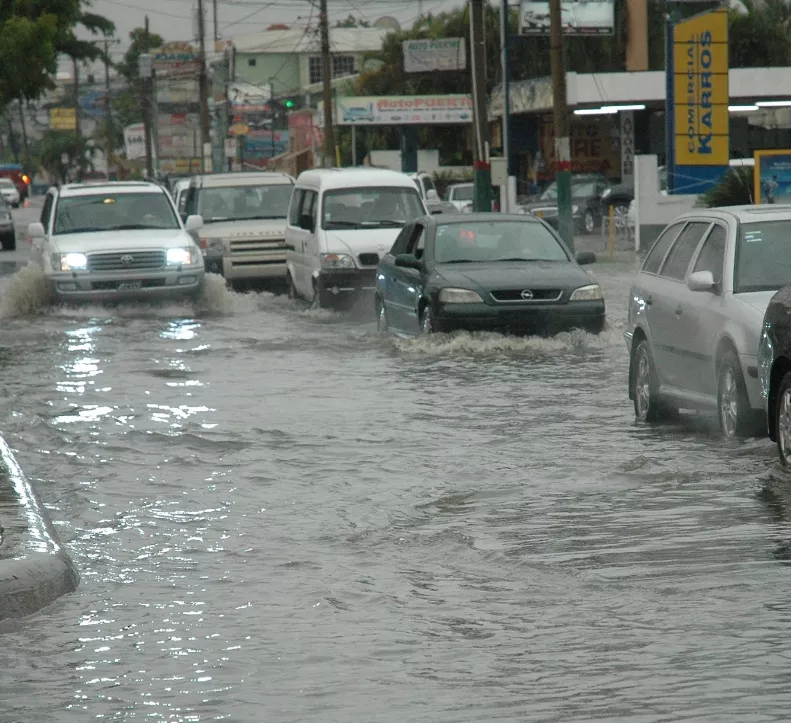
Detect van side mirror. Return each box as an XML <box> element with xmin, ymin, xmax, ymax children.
<box><xmin>687</xmin><ymin>269</ymin><xmax>716</xmax><ymax>292</ymax></box>
<box><xmin>185</xmin><ymin>214</ymin><xmax>203</xmax><ymax>232</ymax></box>
<box><xmin>426</xmin><ymin>189</ymin><xmax>439</xmax><ymax>200</ymax></box>
<box><xmin>299</xmin><ymin>214</ymin><xmax>315</xmax><ymax>232</ymax></box>
<box><xmin>28</xmin><ymin>222</ymin><xmax>45</xmax><ymax>238</ymax></box>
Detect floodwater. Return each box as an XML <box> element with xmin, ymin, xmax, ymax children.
<box><xmin>0</xmin><ymin>257</ymin><xmax>790</xmax><ymax>723</ymax></box>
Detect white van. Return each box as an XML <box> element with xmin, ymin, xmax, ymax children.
<box><xmin>285</xmin><ymin>168</ymin><xmax>427</xmax><ymax>308</ymax></box>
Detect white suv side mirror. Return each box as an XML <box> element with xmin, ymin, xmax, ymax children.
<box><xmin>687</xmin><ymin>269</ymin><xmax>716</xmax><ymax>292</ymax></box>
<box><xmin>185</xmin><ymin>214</ymin><xmax>203</xmax><ymax>232</ymax></box>
<box><xmin>28</xmin><ymin>222</ymin><xmax>45</xmax><ymax>238</ymax></box>
<box><xmin>426</xmin><ymin>189</ymin><xmax>439</xmax><ymax>200</ymax></box>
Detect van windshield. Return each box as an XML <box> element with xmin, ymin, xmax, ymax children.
<box><xmin>197</xmin><ymin>183</ymin><xmax>293</xmax><ymax>223</ymax></box>
<box><xmin>322</xmin><ymin>186</ymin><xmax>424</xmax><ymax>229</ymax></box>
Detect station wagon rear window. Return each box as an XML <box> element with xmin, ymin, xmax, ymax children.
<box><xmin>734</xmin><ymin>220</ymin><xmax>791</xmax><ymax>293</ymax></box>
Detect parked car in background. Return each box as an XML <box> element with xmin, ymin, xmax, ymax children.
<box><xmin>0</xmin><ymin>163</ymin><xmax>29</xmax><ymax>201</ymax></box>
<box><xmin>27</xmin><ymin>181</ymin><xmax>205</xmax><ymax>303</ymax></box>
<box><xmin>0</xmin><ymin>178</ymin><xmax>21</xmax><ymax>207</ymax></box>
<box><xmin>625</xmin><ymin>205</ymin><xmax>791</xmax><ymax>438</ymax></box>
<box><xmin>286</xmin><ymin>167</ymin><xmax>427</xmax><ymax>309</ymax></box>
<box><xmin>374</xmin><ymin>213</ymin><xmax>604</xmax><ymax>336</ymax></box>
<box><xmin>520</xmin><ymin>174</ymin><xmax>633</xmax><ymax>235</ymax></box>
<box><xmin>172</xmin><ymin>178</ymin><xmax>192</xmax><ymax>219</ymax></box>
<box><xmin>0</xmin><ymin>195</ymin><xmax>15</xmax><ymax>250</ymax></box>
<box><xmin>446</xmin><ymin>183</ymin><xmax>474</xmax><ymax>213</ymax></box>
<box><xmin>407</xmin><ymin>171</ymin><xmax>458</xmax><ymax>214</ymax></box>
<box><xmin>181</xmin><ymin>171</ymin><xmax>294</xmax><ymax>280</ymax></box>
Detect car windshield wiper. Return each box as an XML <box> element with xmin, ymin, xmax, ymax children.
<box><xmin>441</xmin><ymin>259</ymin><xmax>477</xmax><ymax>263</ymax></box>
<box><xmin>240</xmin><ymin>214</ymin><xmax>286</xmax><ymax>220</ymax></box>
<box><xmin>492</xmin><ymin>257</ymin><xmax>546</xmax><ymax>262</ymax></box>
<box><xmin>107</xmin><ymin>223</ymin><xmax>176</xmax><ymax>230</ymax></box>
<box><xmin>56</xmin><ymin>227</ymin><xmax>103</xmax><ymax>234</ymax></box>
<box><xmin>325</xmin><ymin>220</ymin><xmax>364</xmax><ymax>228</ymax></box>
<box><xmin>362</xmin><ymin>219</ymin><xmax>405</xmax><ymax>227</ymax></box>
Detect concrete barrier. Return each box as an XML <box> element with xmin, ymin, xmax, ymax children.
<box><xmin>0</xmin><ymin>435</ymin><xmax>79</xmax><ymax>620</ymax></box>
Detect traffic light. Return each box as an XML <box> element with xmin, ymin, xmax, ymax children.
<box><xmin>283</xmin><ymin>99</ymin><xmax>295</xmax><ymax>109</ymax></box>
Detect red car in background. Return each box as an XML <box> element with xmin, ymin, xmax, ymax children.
<box><xmin>0</xmin><ymin>164</ymin><xmax>30</xmax><ymax>201</ymax></box>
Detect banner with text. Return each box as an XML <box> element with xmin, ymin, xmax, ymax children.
<box><xmin>402</xmin><ymin>38</ymin><xmax>466</xmax><ymax>73</ymax></box>
<box><xmin>669</xmin><ymin>7</ymin><xmax>729</xmax><ymax>193</ymax></box>
<box><xmin>320</xmin><ymin>95</ymin><xmax>473</xmax><ymax>126</ymax></box>
<box><xmin>123</xmin><ymin>123</ymin><xmax>146</xmax><ymax>160</ymax></box>
<box><xmin>519</xmin><ymin>0</ymin><xmax>614</xmax><ymax>36</ymax></box>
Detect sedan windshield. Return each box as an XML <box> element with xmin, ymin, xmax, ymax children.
<box><xmin>197</xmin><ymin>183</ymin><xmax>293</xmax><ymax>223</ymax></box>
<box><xmin>322</xmin><ymin>186</ymin><xmax>424</xmax><ymax>229</ymax></box>
<box><xmin>735</xmin><ymin>220</ymin><xmax>791</xmax><ymax>292</ymax></box>
<box><xmin>0</xmin><ymin>179</ymin><xmax>15</xmax><ymax>189</ymax></box>
<box><xmin>434</xmin><ymin>221</ymin><xmax>570</xmax><ymax>264</ymax></box>
<box><xmin>53</xmin><ymin>192</ymin><xmax>179</xmax><ymax>234</ymax></box>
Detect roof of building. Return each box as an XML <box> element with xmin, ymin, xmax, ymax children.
<box><xmin>232</xmin><ymin>26</ymin><xmax>391</xmax><ymax>55</ymax></box>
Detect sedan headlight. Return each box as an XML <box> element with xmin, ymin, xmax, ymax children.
<box><xmin>569</xmin><ymin>284</ymin><xmax>603</xmax><ymax>301</ymax></box>
<box><xmin>572</xmin><ymin>204</ymin><xmax>580</xmax><ymax>214</ymax></box>
<box><xmin>321</xmin><ymin>253</ymin><xmax>355</xmax><ymax>269</ymax></box>
<box><xmin>439</xmin><ymin>287</ymin><xmax>484</xmax><ymax>303</ymax></box>
<box><xmin>56</xmin><ymin>252</ymin><xmax>88</xmax><ymax>272</ymax></box>
<box><xmin>167</xmin><ymin>247</ymin><xmax>201</xmax><ymax>266</ymax></box>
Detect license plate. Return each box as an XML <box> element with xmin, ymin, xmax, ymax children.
<box><xmin>117</xmin><ymin>280</ymin><xmax>142</xmax><ymax>290</ymax></box>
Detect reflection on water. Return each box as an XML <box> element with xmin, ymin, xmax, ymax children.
<box><xmin>2</xmin><ymin>261</ymin><xmax>791</xmax><ymax>722</ymax></box>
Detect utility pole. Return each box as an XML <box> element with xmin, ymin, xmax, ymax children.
<box><xmin>549</xmin><ymin>0</ymin><xmax>573</xmax><ymax>250</ymax></box>
<box><xmin>103</xmin><ymin>37</ymin><xmax>115</xmax><ymax>180</ymax></box>
<box><xmin>319</xmin><ymin>0</ymin><xmax>336</xmax><ymax>168</ymax></box>
<box><xmin>500</xmin><ymin>0</ymin><xmax>511</xmax><ymax>212</ymax></box>
<box><xmin>470</xmin><ymin>0</ymin><xmax>492</xmax><ymax>212</ymax></box>
<box><xmin>141</xmin><ymin>16</ymin><xmax>154</xmax><ymax>178</ymax></box>
<box><xmin>72</xmin><ymin>57</ymin><xmax>83</xmax><ymax>182</ymax></box>
<box><xmin>197</xmin><ymin>0</ymin><xmax>212</xmax><ymax>172</ymax></box>
<box><xmin>213</xmin><ymin>0</ymin><xmax>219</xmax><ymax>43</ymax></box>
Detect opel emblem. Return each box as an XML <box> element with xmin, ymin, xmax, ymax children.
<box><xmin>121</xmin><ymin>254</ymin><xmax>134</xmax><ymax>266</ymax></box>
<box><xmin>520</xmin><ymin>289</ymin><xmax>534</xmax><ymax>300</ymax></box>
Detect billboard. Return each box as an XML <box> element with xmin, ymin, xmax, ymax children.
<box><xmin>754</xmin><ymin>150</ymin><xmax>791</xmax><ymax>204</ymax></box>
<box><xmin>49</xmin><ymin>107</ymin><xmax>77</xmax><ymax>130</ymax></box>
<box><xmin>152</xmin><ymin>42</ymin><xmax>200</xmax><ymax>79</ymax></box>
<box><xmin>320</xmin><ymin>95</ymin><xmax>473</xmax><ymax>126</ymax></box>
<box><xmin>519</xmin><ymin>0</ymin><xmax>614</xmax><ymax>36</ymax></box>
<box><xmin>668</xmin><ymin>8</ymin><xmax>729</xmax><ymax>193</ymax></box>
<box><xmin>402</xmin><ymin>38</ymin><xmax>466</xmax><ymax>73</ymax></box>
<box><xmin>124</xmin><ymin>123</ymin><xmax>146</xmax><ymax>160</ymax></box>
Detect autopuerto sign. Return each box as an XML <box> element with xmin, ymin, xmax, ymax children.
<box><xmin>322</xmin><ymin>95</ymin><xmax>474</xmax><ymax>126</ymax></box>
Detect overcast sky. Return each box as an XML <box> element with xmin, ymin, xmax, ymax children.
<box><xmin>86</xmin><ymin>0</ymin><xmax>466</xmax><ymax>56</ymax></box>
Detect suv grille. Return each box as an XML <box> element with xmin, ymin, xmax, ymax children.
<box><xmin>229</xmin><ymin>237</ymin><xmax>285</xmax><ymax>253</ymax></box>
<box><xmin>88</xmin><ymin>251</ymin><xmax>166</xmax><ymax>271</ymax></box>
<box><xmin>358</xmin><ymin>253</ymin><xmax>380</xmax><ymax>266</ymax></box>
<box><xmin>490</xmin><ymin>289</ymin><xmax>563</xmax><ymax>302</ymax></box>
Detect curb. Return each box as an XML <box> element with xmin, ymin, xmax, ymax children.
<box><xmin>0</xmin><ymin>435</ymin><xmax>79</xmax><ymax>621</ymax></box>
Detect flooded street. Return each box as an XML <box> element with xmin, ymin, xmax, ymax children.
<box><xmin>2</xmin><ymin>218</ymin><xmax>791</xmax><ymax>721</ymax></box>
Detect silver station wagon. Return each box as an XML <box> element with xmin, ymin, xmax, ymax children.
<box><xmin>625</xmin><ymin>205</ymin><xmax>791</xmax><ymax>438</ymax></box>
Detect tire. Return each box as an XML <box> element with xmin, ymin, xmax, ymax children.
<box><xmin>375</xmin><ymin>296</ymin><xmax>388</xmax><ymax>332</ymax></box>
<box><xmin>1</xmin><ymin>233</ymin><xmax>15</xmax><ymax>251</ymax></box>
<box><xmin>613</xmin><ymin>203</ymin><xmax>630</xmax><ymax>230</ymax></box>
<box><xmin>419</xmin><ymin>303</ymin><xmax>437</xmax><ymax>334</ymax></box>
<box><xmin>775</xmin><ymin>371</ymin><xmax>791</xmax><ymax>467</ymax></box>
<box><xmin>631</xmin><ymin>339</ymin><xmax>664</xmax><ymax>423</ymax></box>
<box><xmin>718</xmin><ymin>351</ymin><xmax>762</xmax><ymax>439</ymax></box>
<box><xmin>311</xmin><ymin>280</ymin><xmax>329</xmax><ymax>309</ymax></box>
<box><xmin>286</xmin><ymin>271</ymin><xmax>298</xmax><ymax>300</ymax></box>
<box><xmin>583</xmin><ymin>210</ymin><xmax>596</xmax><ymax>235</ymax></box>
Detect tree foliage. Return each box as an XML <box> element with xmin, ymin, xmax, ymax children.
<box><xmin>335</xmin><ymin>14</ymin><xmax>369</xmax><ymax>29</ymax></box>
<box><xmin>32</xmin><ymin>129</ymin><xmax>94</xmax><ymax>183</ymax></box>
<box><xmin>700</xmin><ymin>167</ymin><xmax>755</xmax><ymax>207</ymax></box>
<box><xmin>112</xmin><ymin>26</ymin><xmax>164</xmax><ymax>130</ymax></box>
<box><xmin>0</xmin><ymin>1</ymin><xmax>114</xmax><ymax>107</ymax></box>
<box><xmin>729</xmin><ymin>0</ymin><xmax>791</xmax><ymax>67</ymax></box>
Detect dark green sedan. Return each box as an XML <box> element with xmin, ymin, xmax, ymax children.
<box><xmin>374</xmin><ymin>214</ymin><xmax>606</xmax><ymax>336</ymax></box>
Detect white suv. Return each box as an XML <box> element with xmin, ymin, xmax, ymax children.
<box><xmin>625</xmin><ymin>206</ymin><xmax>791</xmax><ymax>438</ymax></box>
<box><xmin>28</xmin><ymin>181</ymin><xmax>205</xmax><ymax>303</ymax></box>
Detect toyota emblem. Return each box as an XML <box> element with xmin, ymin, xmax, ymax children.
<box><xmin>120</xmin><ymin>254</ymin><xmax>134</xmax><ymax>266</ymax></box>
<box><xmin>520</xmin><ymin>289</ymin><xmax>534</xmax><ymax>300</ymax></box>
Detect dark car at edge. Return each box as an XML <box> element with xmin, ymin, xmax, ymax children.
<box><xmin>759</xmin><ymin>286</ymin><xmax>791</xmax><ymax>465</ymax></box>
<box><xmin>374</xmin><ymin>213</ymin><xmax>605</xmax><ymax>336</ymax></box>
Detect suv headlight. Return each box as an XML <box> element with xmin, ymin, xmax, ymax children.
<box><xmin>167</xmin><ymin>247</ymin><xmax>201</xmax><ymax>266</ymax></box>
<box><xmin>569</xmin><ymin>284</ymin><xmax>603</xmax><ymax>301</ymax></box>
<box><xmin>55</xmin><ymin>252</ymin><xmax>88</xmax><ymax>271</ymax></box>
<box><xmin>438</xmin><ymin>287</ymin><xmax>483</xmax><ymax>303</ymax></box>
<box><xmin>199</xmin><ymin>237</ymin><xmax>224</xmax><ymax>255</ymax></box>
<box><xmin>321</xmin><ymin>253</ymin><xmax>354</xmax><ymax>269</ymax></box>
